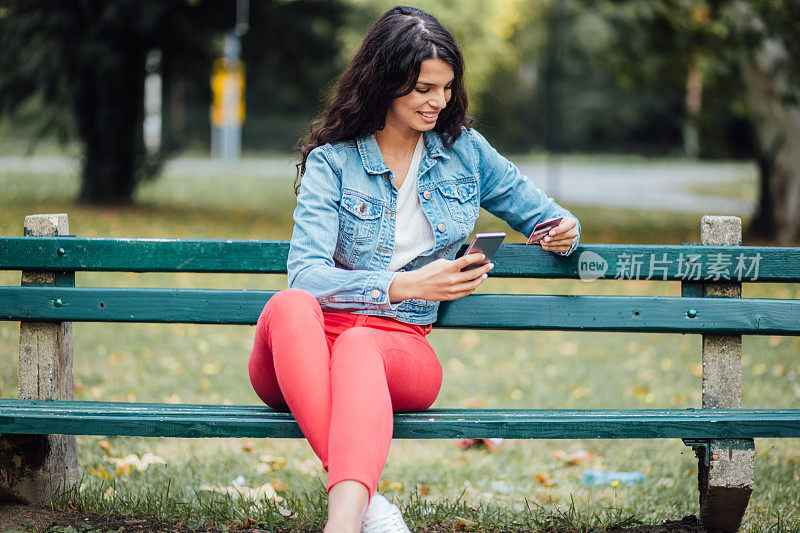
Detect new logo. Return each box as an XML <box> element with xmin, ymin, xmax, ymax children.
<box><xmin>578</xmin><ymin>251</ymin><xmax>608</xmax><ymax>282</ymax></box>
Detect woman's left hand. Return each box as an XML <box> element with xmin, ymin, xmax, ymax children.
<box><xmin>540</xmin><ymin>216</ymin><xmax>578</xmax><ymax>254</ymax></box>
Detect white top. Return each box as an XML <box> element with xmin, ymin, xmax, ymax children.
<box><xmin>388</xmin><ymin>136</ymin><xmax>436</xmax><ymax>271</ymax></box>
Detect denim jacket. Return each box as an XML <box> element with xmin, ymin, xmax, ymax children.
<box><xmin>287</xmin><ymin>128</ymin><xmax>580</xmax><ymax>325</ymax></box>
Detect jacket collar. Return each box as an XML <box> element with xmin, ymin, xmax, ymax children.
<box><xmin>356</xmin><ymin>130</ymin><xmax>449</xmax><ymax>175</ymax></box>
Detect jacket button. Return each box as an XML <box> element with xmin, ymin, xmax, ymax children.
<box><xmin>359</xmin><ymin>203</ymin><xmax>366</xmax><ymax>213</ymax></box>
<box><xmin>371</xmin><ymin>289</ymin><xmax>381</xmax><ymax>299</ymax></box>
<box><xmin>437</xmin><ymin>223</ymin><xmax>446</xmax><ymax>232</ymax></box>
<box><xmin>423</xmin><ymin>191</ymin><xmax>431</xmax><ymax>200</ymax></box>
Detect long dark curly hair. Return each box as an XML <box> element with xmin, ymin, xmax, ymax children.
<box><xmin>295</xmin><ymin>6</ymin><xmax>472</xmax><ymax>192</ymax></box>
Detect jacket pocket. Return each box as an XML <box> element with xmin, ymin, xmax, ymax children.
<box><xmin>339</xmin><ymin>189</ymin><xmax>383</xmax><ymax>244</ymax></box>
<box><xmin>436</xmin><ymin>177</ymin><xmax>479</xmax><ymax>223</ymax></box>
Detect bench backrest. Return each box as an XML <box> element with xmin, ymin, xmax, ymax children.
<box><xmin>2</xmin><ymin>236</ymin><xmax>800</xmax><ymax>334</ymax></box>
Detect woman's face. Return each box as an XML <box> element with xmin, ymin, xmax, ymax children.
<box><xmin>385</xmin><ymin>58</ymin><xmax>454</xmax><ymax>136</ymax></box>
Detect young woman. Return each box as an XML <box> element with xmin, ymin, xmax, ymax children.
<box><xmin>249</xmin><ymin>6</ymin><xmax>580</xmax><ymax>532</ymax></box>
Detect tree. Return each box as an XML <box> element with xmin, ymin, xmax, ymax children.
<box><xmin>0</xmin><ymin>1</ymin><xmax>215</xmax><ymax>204</ymax></box>
<box><xmin>577</xmin><ymin>0</ymin><xmax>800</xmax><ymax>243</ymax></box>
<box><xmin>727</xmin><ymin>1</ymin><xmax>800</xmax><ymax>244</ymax></box>
<box><xmin>0</xmin><ymin>0</ymin><xmax>347</xmax><ymax>205</ymax></box>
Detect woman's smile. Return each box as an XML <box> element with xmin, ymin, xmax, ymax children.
<box><xmin>418</xmin><ymin>111</ymin><xmax>439</xmax><ymax>122</ymax></box>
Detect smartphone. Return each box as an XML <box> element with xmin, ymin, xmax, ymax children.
<box><xmin>526</xmin><ymin>217</ymin><xmax>563</xmax><ymax>245</ymax></box>
<box><xmin>459</xmin><ymin>232</ymin><xmax>506</xmax><ymax>271</ymax></box>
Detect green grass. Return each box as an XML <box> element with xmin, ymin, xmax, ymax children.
<box><xmin>1</xmin><ymin>164</ymin><xmax>799</xmax><ymax>532</ymax></box>
<box><xmin>688</xmin><ymin>175</ymin><xmax>759</xmax><ymax>203</ymax></box>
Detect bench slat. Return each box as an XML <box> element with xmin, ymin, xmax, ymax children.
<box><xmin>1</xmin><ymin>400</ymin><xmax>799</xmax><ymax>439</ymax></box>
<box><xmin>2</xmin><ymin>238</ymin><xmax>799</xmax><ymax>281</ymax></box>
<box><xmin>2</xmin><ymin>286</ymin><xmax>799</xmax><ymax>334</ymax></box>
<box><xmin>0</xmin><ymin>238</ymin><xmax>290</xmax><ymax>274</ymax></box>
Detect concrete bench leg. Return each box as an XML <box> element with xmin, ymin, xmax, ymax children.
<box><xmin>695</xmin><ymin>439</ymin><xmax>755</xmax><ymax>532</ymax></box>
<box><xmin>696</xmin><ymin>216</ymin><xmax>754</xmax><ymax>531</ymax></box>
<box><xmin>0</xmin><ymin>214</ymin><xmax>78</xmax><ymax>504</ymax></box>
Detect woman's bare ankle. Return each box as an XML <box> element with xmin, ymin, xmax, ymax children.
<box><xmin>323</xmin><ymin>516</ymin><xmax>361</xmax><ymax>533</ymax></box>
<box><xmin>326</xmin><ymin>480</ymin><xmax>369</xmax><ymax>532</ymax></box>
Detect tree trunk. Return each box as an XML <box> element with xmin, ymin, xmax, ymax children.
<box><xmin>75</xmin><ymin>44</ymin><xmax>147</xmax><ymax>205</ymax></box>
<box><xmin>743</xmin><ymin>38</ymin><xmax>800</xmax><ymax>245</ymax></box>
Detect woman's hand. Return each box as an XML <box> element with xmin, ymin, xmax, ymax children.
<box><xmin>389</xmin><ymin>253</ymin><xmax>493</xmax><ymax>303</ymax></box>
<box><xmin>540</xmin><ymin>216</ymin><xmax>578</xmax><ymax>254</ymax></box>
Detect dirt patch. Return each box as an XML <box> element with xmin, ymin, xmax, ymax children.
<box><xmin>0</xmin><ymin>504</ymin><xmax>289</xmax><ymax>533</ymax></box>
<box><xmin>0</xmin><ymin>503</ymin><xmax>187</xmax><ymax>533</ymax></box>
<box><xmin>610</xmin><ymin>515</ymin><xmax>704</xmax><ymax>533</ymax></box>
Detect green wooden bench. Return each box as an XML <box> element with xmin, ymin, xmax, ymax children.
<box><xmin>2</xmin><ymin>213</ymin><xmax>799</xmax><ymax>531</ymax></box>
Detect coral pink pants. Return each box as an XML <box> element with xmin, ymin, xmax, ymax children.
<box><xmin>248</xmin><ymin>289</ymin><xmax>442</xmax><ymax>496</ymax></box>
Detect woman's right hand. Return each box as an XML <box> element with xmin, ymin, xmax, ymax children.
<box><xmin>389</xmin><ymin>253</ymin><xmax>493</xmax><ymax>303</ymax></box>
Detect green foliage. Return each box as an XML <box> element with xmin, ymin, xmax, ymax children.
<box><xmin>239</xmin><ymin>1</ymin><xmax>348</xmax><ymax>149</ymax></box>
<box><xmin>0</xmin><ymin>0</ymin><xmax>348</xmax><ymax>204</ymax></box>
<box><xmin>0</xmin><ymin>1</ymin><xmax>225</xmax><ymax>204</ymax></box>
<box><xmin>479</xmin><ymin>1</ymin><xmax>689</xmax><ymax>154</ymax></box>
<box><xmin>575</xmin><ymin>0</ymin><xmax>800</xmax><ymax>241</ymax></box>
<box><xmin>4</xmin><ymin>0</ymin><xmax>797</xmax><ymax>163</ymax></box>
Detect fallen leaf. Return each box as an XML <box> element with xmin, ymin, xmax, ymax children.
<box><xmin>106</xmin><ymin>453</ymin><xmax>166</xmax><ymax>473</ymax></box>
<box><xmin>418</xmin><ymin>485</ymin><xmax>430</xmax><ymax>495</ymax></box>
<box><xmin>200</xmin><ymin>482</ymin><xmax>280</xmax><ymax>501</ymax></box>
<box><xmin>558</xmin><ymin>341</ymin><xmax>578</xmax><ymax>356</ymax></box>
<box><xmin>202</xmin><ymin>361</ymin><xmax>222</xmax><ymax>375</ymax></box>
<box><xmin>276</xmin><ymin>502</ymin><xmax>295</xmax><ymax>518</ymax></box>
<box><xmin>463</xmin><ymin>396</ymin><xmax>484</xmax><ymax>408</ymax></box>
<box><xmin>671</xmin><ymin>393</ymin><xmax>686</xmax><ymax>405</ymax></box>
<box><xmin>163</xmin><ymin>393</ymin><xmax>182</xmax><ymax>403</ymax></box>
<box><xmin>90</xmin><ymin>464</ymin><xmax>113</xmax><ymax>480</ymax></box>
<box><xmin>241</xmin><ymin>439</ymin><xmax>255</xmax><ymax>454</ymax></box>
<box><xmin>629</xmin><ymin>384</ymin><xmax>648</xmax><ymax>398</ymax></box>
<box><xmin>295</xmin><ymin>459</ymin><xmax>322</xmax><ymax>475</ymax></box>
<box><xmin>447</xmin><ymin>358</ymin><xmax>466</xmax><ymax>374</ymax></box>
<box><xmin>534</xmin><ymin>472</ymin><xmax>554</xmax><ymax>487</ymax></box>
<box><xmin>258</xmin><ymin>454</ymin><xmax>286</xmax><ymax>470</ymax></box>
<box><xmin>389</xmin><ymin>481</ymin><xmax>402</xmax><ymax>491</ymax></box>
<box><xmin>98</xmin><ymin>441</ymin><xmax>112</xmax><ymax>453</ymax></box>
<box><xmin>455</xmin><ymin>438</ymin><xmax>502</xmax><ymax>451</ymax></box>
<box><xmin>553</xmin><ymin>449</ymin><xmax>595</xmax><ymax>465</ymax></box>
<box><xmin>454</xmin><ymin>516</ymin><xmax>476</xmax><ymax>530</ymax></box>
<box><xmin>458</xmin><ymin>331</ymin><xmax>481</xmax><ymax>350</ymax></box>
<box><xmin>270</xmin><ymin>479</ymin><xmax>289</xmax><ymax>492</ymax></box>
<box><xmin>570</xmin><ymin>385</ymin><xmax>590</xmax><ymax>399</ymax></box>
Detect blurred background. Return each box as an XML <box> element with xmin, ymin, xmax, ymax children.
<box><xmin>0</xmin><ymin>0</ymin><xmax>798</xmax><ymax>243</ymax></box>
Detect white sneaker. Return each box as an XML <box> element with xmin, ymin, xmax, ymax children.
<box><xmin>361</xmin><ymin>493</ymin><xmax>411</xmax><ymax>533</ymax></box>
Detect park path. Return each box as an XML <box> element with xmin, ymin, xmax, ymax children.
<box><xmin>0</xmin><ymin>155</ymin><xmax>756</xmax><ymax>215</ymax></box>
<box><xmin>515</xmin><ymin>159</ymin><xmax>754</xmax><ymax>215</ymax></box>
